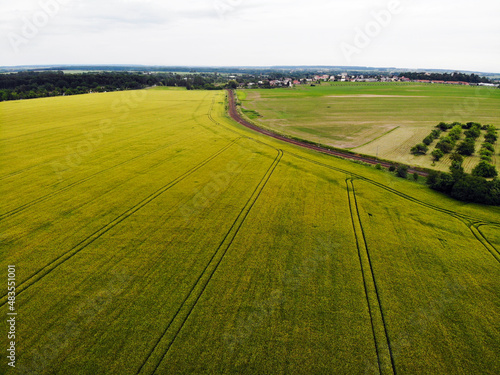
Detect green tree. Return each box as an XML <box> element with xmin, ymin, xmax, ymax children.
<box><xmin>485</xmin><ymin>133</ymin><xmax>498</xmax><ymax>144</ymax></box>
<box><xmin>423</xmin><ymin>136</ymin><xmax>433</xmax><ymax>146</ymax></box>
<box><xmin>472</xmin><ymin>161</ymin><xmax>498</xmax><ymax>178</ymax></box>
<box><xmin>226</xmin><ymin>80</ymin><xmax>238</xmax><ymax>89</ymax></box>
<box><xmin>450</xmin><ymin>153</ymin><xmax>464</xmax><ymax>164</ymax></box>
<box><xmin>464</xmin><ymin>127</ymin><xmax>481</xmax><ymax>139</ymax></box>
<box><xmin>410</xmin><ymin>143</ymin><xmax>428</xmax><ymax>155</ymax></box>
<box><xmin>397</xmin><ymin>165</ymin><xmax>409</xmax><ymax>178</ymax></box>
<box><xmin>436</xmin><ymin>138</ymin><xmax>454</xmax><ymax>153</ymax></box>
<box><xmin>449</xmin><ymin>125</ymin><xmax>462</xmax><ymax>141</ymax></box>
<box><xmin>456</xmin><ymin>139</ymin><xmax>475</xmax><ymax>156</ymax></box>
<box><xmin>431</xmin><ymin>149</ymin><xmax>444</xmax><ymax>161</ymax></box>
<box><xmin>481</xmin><ymin>143</ymin><xmax>495</xmax><ymax>152</ymax></box>
<box><xmin>430</xmin><ymin>129</ymin><xmax>441</xmax><ymax>139</ymax></box>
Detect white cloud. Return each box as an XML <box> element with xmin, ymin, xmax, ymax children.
<box><xmin>0</xmin><ymin>0</ymin><xmax>498</xmax><ymax>72</ymax></box>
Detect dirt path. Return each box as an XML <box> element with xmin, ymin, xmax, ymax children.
<box><xmin>226</xmin><ymin>90</ymin><xmax>429</xmax><ymax>177</ymax></box>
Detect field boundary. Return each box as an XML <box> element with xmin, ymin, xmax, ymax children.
<box><xmin>347</xmin><ymin>179</ymin><xmax>396</xmax><ymax>375</ymax></box>
<box><xmin>349</xmin><ymin>126</ymin><xmax>400</xmax><ymax>150</ymax></box>
<box><xmin>136</xmin><ymin>150</ymin><xmax>283</xmax><ymax>375</ymax></box>
<box><xmin>228</xmin><ymin>89</ymin><xmax>430</xmax><ymax>176</ymax></box>
<box><xmin>0</xmin><ymin>139</ymin><xmax>240</xmax><ymax>307</ymax></box>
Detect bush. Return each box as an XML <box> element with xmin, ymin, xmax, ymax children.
<box><xmin>397</xmin><ymin>165</ymin><xmax>409</xmax><ymax>178</ymax></box>
<box><xmin>481</xmin><ymin>143</ymin><xmax>495</xmax><ymax>152</ymax></box>
<box><xmin>413</xmin><ymin>172</ymin><xmax>419</xmax><ymax>181</ymax></box>
<box><xmin>436</xmin><ymin>138</ymin><xmax>454</xmax><ymax>153</ymax></box>
<box><xmin>426</xmin><ymin>171</ymin><xmax>455</xmax><ymax>193</ymax></box>
<box><xmin>480</xmin><ymin>149</ymin><xmax>493</xmax><ymax>158</ymax></box>
<box><xmin>411</xmin><ymin>143</ymin><xmax>429</xmax><ymax>155</ymax></box>
<box><xmin>485</xmin><ymin>133</ymin><xmax>498</xmax><ymax>144</ymax></box>
<box><xmin>448</xmin><ymin>125</ymin><xmax>463</xmax><ymax>141</ymax></box>
<box><xmin>423</xmin><ymin>136</ymin><xmax>433</xmax><ymax>145</ymax></box>
<box><xmin>389</xmin><ymin>165</ymin><xmax>396</xmax><ymax>172</ymax></box>
<box><xmin>427</xmin><ymin>164</ymin><xmax>500</xmax><ymax>205</ymax></box>
<box><xmin>375</xmin><ymin>163</ymin><xmax>382</xmax><ymax>170</ymax></box>
<box><xmin>430</xmin><ymin>129</ymin><xmax>442</xmax><ymax>139</ymax></box>
<box><xmin>472</xmin><ymin>161</ymin><xmax>498</xmax><ymax>178</ymax></box>
<box><xmin>456</xmin><ymin>139</ymin><xmax>475</xmax><ymax>156</ymax></box>
<box><xmin>464</xmin><ymin>127</ymin><xmax>481</xmax><ymax>139</ymax></box>
<box><xmin>431</xmin><ymin>149</ymin><xmax>444</xmax><ymax>161</ymax></box>
<box><xmin>451</xmin><ymin>176</ymin><xmax>491</xmax><ymax>203</ymax></box>
<box><xmin>450</xmin><ymin>153</ymin><xmax>464</xmax><ymax>164</ymax></box>
<box><xmin>437</xmin><ymin>122</ymin><xmax>452</xmax><ymax>131</ymax></box>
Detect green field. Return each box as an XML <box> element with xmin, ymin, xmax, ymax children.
<box><xmin>1</xmin><ymin>89</ymin><xmax>499</xmax><ymax>374</ymax></box>
<box><xmin>238</xmin><ymin>83</ymin><xmax>500</xmax><ymax>172</ymax></box>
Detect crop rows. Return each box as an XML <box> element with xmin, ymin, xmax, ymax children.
<box><xmin>1</xmin><ymin>89</ymin><xmax>498</xmax><ymax>374</ymax></box>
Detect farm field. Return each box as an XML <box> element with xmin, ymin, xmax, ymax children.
<box><xmin>1</xmin><ymin>88</ymin><xmax>500</xmax><ymax>374</ymax></box>
<box><xmin>238</xmin><ymin>83</ymin><xmax>500</xmax><ymax>172</ymax></box>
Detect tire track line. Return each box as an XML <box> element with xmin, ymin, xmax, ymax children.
<box><xmin>287</xmin><ymin>151</ymin><xmax>492</xmax><ymax>225</ymax></box>
<box><xmin>0</xmin><ymin>134</ymin><xmax>193</xmax><ymax>220</ymax></box>
<box><xmin>347</xmin><ymin>179</ymin><xmax>396</xmax><ymax>375</ymax></box>
<box><xmin>0</xmin><ymin>93</ymin><xmax>210</xmax><ymax>182</ymax></box>
<box><xmin>0</xmin><ymin>119</ymin><xmax>187</xmax><ymax>182</ymax></box>
<box><xmin>0</xmin><ymin>140</ymin><xmax>239</xmax><ymax>307</ymax></box>
<box><xmin>350</xmin><ymin>179</ymin><xmax>396</xmax><ymax>375</ymax></box>
<box><xmin>136</xmin><ymin>150</ymin><xmax>283</xmax><ymax>375</ymax></box>
<box><xmin>346</xmin><ymin>179</ymin><xmax>383</xmax><ymax>375</ymax></box>
<box><xmin>469</xmin><ymin>223</ymin><xmax>500</xmax><ymax>264</ymax></box>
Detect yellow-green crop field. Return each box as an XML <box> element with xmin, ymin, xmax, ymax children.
<box><xmin>1</xmin><ymin>88</ymin><xmax>499</xmax><ymax>374</ymax></box>
<box><xmin>239</xmin><ymin>83</ymin><xmax>500</xmax><ymax>173</ymax></box>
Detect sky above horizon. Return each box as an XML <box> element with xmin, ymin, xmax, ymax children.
<box><xmin>1</xmin><ymin>0</ymin><xmax>499</xmax><ymax>73</ymax></box>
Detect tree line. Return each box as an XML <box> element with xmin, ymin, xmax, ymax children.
<box><xmin>400</xmin><ymin>72</ymin><xmax>492</xmax><ymax>83</ymax></box>
<box><xmin>0</xmin><ymin>71</ymin><xmax>225</xmax><ymax>101</ymax></box>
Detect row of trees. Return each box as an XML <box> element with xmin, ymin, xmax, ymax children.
<box><xmin>413</xmin><ymin>122</ymin><xmax>497</xmax><ymax>163</ymax></box>
<box><xmin>400</xmin><ymin>72</ymin><xmax>492</xmax><ymax>83</ymax></box>
<box><xmin>405</xmin><ymin>121</ymin><xmax>499</xmax><ymax>204</ymax></box>
<box><xmin>411</xmin><ymin>128</ymin><xmax>441</xmax><ymax>155</ymax></box>
<box><xmin>427</xmin><ymin>160</ymin><xmax>499</xmax><ymax>205</ymax></box>
<box><xmin>426</xmin><ymin>124</ymin><xmax>498</xmax><ymax>205</ymax></box>
<box><xmin>0</xmin><ymin>71</ymin><xmax>228</xmax><ymax>101</ymax></box>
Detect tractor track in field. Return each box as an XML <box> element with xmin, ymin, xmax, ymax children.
<box><xmin>0</xmin><ymin>120</ymin><xmax>185</xmax><ymax>182</ymax></box>
<box><xmin>346</xmin><ymin>180</ymin><xmax>383</xmax><ymax>374</ymax></box>
<box><xmin>0</xmin><ymin>134</ymin><xmax>197</xmax><ymax>220</ymax></box>
<box><xmin>347</xmin><ymin>179</ymin><xmax>396</xmax><ymax>375</ymax></box>
<box><xmin>469</xmin><ymin>223</ymin><xmax>500</xmax><ymax>263</ymax></box>
<box><xmin>286</xmin><ymin>151</ymin><xmax>490</xmax><ymax>224</ymax></box>
<box><xmin>290</xmin><ymin>151</ymin><xmax>500</xmax><ymax>262</ymax></box>
<box><xmin>227</xmin><ymin>89</ymin><xmax>428</xmax><ymax>177</ymax></box>
<box><xmin>0</xmin><ymin>140</ymin><xmax>239</xmax><ymax>307</ymax></box>
<box><xmin>0</xmin><ymin>94</ymin><xmax>212</xmax><ymax>183</ymax></box>
<box><xmin>1</xmin><ymin>94</ymin><xmax>214</xmax><ymax>221</ymax></box>
<box><xmin>136</xmin><ymin>150</ymin><xmax>283</xmax><ymax>375</ymax></box>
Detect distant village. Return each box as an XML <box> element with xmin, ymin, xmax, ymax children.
<box><xmin>231</xmin><ymin>73</ymin><xmax>499</xmax><ymax>88</ymax></box>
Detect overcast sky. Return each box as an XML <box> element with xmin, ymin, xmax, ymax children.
<box><xmin>1</xmin><ymin>0</ymin><xmax>499</xmax><ymax>72</ymax></box>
